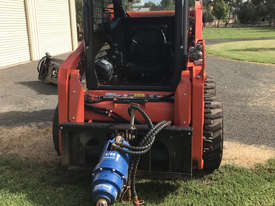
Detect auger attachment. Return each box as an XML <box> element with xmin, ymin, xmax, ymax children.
<box><xmin>91</xmin><ymin>104</ymin><xmax>171</xmax><ymax>206</ymax></box>
<box><xmin>92</xmin><ymin>137</ymin><xmax>130</xmax><ymax>206</ymax></box>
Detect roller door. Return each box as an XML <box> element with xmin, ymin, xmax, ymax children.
<box><xmin>0</xmin><ymin>0</ymin><xmax>30</xmax><ymax>67</ymax></box>
<box><xmin>35</xmin><ymin>0</ymin><xmax>72</xmax><ymax>58</ymax></box>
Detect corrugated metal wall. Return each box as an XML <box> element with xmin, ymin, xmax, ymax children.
<box><xmin>0</xmin><ymin>0</ymin><xmax>77</xmax><ymax>68</ymax></box>
<box><xmin>35</xmin><ymin>0</ymin><xmax>72</xmax><ymax>58</ymax></box>
<box><xmin>0</xmin><ymin>0</ymin><xmax>31</xmax><ymax>67</ymax></box>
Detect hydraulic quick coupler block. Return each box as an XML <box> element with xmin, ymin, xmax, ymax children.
<box><xmin>92</xmin><ymin>138</ymin><xmax>129</xmax><ymax>205</ymax></box>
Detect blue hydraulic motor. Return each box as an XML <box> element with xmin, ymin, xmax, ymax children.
<box><xmin>91</xmin><ymin>104</ymin><xmax>171</xmax><ymax>206</ymax></box>
<box><xmin>91</xmin><ymin>136</ymin><xmax>130</xmax><ymax>206</ymax></box>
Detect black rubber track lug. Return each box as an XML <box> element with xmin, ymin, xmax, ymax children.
<box><xmin>203</xmin><ymin>76</ymin><xmax>224</xmax><ymax>172</ymax></box>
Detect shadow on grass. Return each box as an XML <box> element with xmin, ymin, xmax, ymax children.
<box><xmin>135</xmin><ymin>180</ymin><xmax>180</xmax><ymax>204</ymax></box>
<box><xmin>0</xmin><ymin>156</ymin><xmax>92</xmax><ymax>206</ymax></box>
<box><xmin>0</xmin><ymin>109</ymin><xmax>55</xmax><ymax>126</ymax></box>
<box><xmin>18</xmin><ymin>81</ymin><xmax>57</xmax><ymax>95</ymax></box>
<box><xmin>230</xmin><ymin>47</ymin><xmax>275</xmax><ymax>52</ymax></box>
<box><xmin>2</xmin><ymin>155</ymin><xmax>274</xmax><ymax>206</ymax></box>
<box><xmin>0</xmin><ymin>156</ymin><xmax>180</xmax><ymax>206</ymax></box>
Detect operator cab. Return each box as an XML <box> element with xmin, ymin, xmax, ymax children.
<box><xmin>83</xmin><ymin>0</ymin><xmax>188</xmax><ymax>91</ymax></box>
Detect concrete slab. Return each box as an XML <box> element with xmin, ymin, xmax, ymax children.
<box><xmin>0</xmin><ymin>53</ymin><xmax>69</xmax><ymax>126</ymax></box>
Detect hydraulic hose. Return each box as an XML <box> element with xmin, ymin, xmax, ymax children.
<box><xmin>86</xmin><ymin>103</ymin><xmax>171</xmax><ymax>204</ymax></box>
<box><xmin>130</xmin><ymin>120</ymin><xmax>171</xmax><ymax>202</ymax></box>
<box><xmin>127</xmin><ymin>104</ymin><xmax>153</xmax><ymax>129</ymax></box>
<box><xmin>113</xmin><ymin>104</ymin><xmax>171</xmax><ymax>204</ymax></box>
<box><xmin>113</xmin><ymin>121</ymin><xmax>171</xmax><ymax>154</ymax></box>
<box><xmin>85</xmin><ymin>104</ymin><xmax>129</xmax><ymax>122</ymax></box>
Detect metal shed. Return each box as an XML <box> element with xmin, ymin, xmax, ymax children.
<box><xmin>0</xmin><ymin>0</ymin><xmax>78</xmax><ymax>68</ymax></box>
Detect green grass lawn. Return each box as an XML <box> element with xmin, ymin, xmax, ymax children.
<box><xmin>203</xmin><ymin>27</ymin><xmax>275</xmax><ymax>40</ymax></box>
<box><xmin>207</xmin><ymin>40</ymin><xmax>275</xmax><ymax>64</ymax></box>
<box><xmin>0</xmin><ymin>157</ymin><xmax>274</xmax><ymax>206</ymax></box>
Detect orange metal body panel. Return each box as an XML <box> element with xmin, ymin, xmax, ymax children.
<box><xmin>174</xmin><ymin>70</ymin><xmax>191</xmax><ymax>127</ymax></box>
<box><xmin>85</xmin><ymin>90</ymin><xmax>173</xmax><ymax>123</ymax></box>
<box><xmin>128</xmin><ymin>10</ymin><xmax>175</xmax><ymax>18</ymax></box>
<box><xmin>108</xmin><ymin>6</ymin><xmax>174</xmax><ymax>19</ymax></box>
<box><xmin>68</xmin><ymin>70</ymin><xmax>84</xmax><ymax>123</ymax></box>
<box><xmin>58</xmin><ymin>42</ymin><xmax>84</xmax><ymax>154</ymax></box>
<box><xmin>57</xmin><ymin>1</ymin><xmax>205</xmax><ymax>169</ymax></box>
<box><xmin>58</xmin><ymin>42</ymin><xmax>84</xmax><ymax>123</ymax></box>
<box><xmin>191</xmin><ymin>65</ymin><xmax>205</xmax><ymax>169</ymax></box>
<box><xmin>188</xmin><ymin>1</ymin><xmax>205</xmax><ymax>169</ymax></box>
<box><xmin>194</xmin><ymin>1</ymin><xmax>203</xmax><ymax>42</ymax></box>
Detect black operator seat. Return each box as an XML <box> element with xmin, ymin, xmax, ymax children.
<box><xmin>124</xmin><ymin>17</ymin><xmax>173</xmax><ymax>81</ymax></box>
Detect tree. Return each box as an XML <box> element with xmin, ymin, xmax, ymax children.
<box><xmin>236</xmin><ymin>0</ymin><xmax>275</xmax><ymax>25</ymax></box>
<box><xmin>231</xmin><ymin>0</ymin><xmax>243</xmax><ymax>19</ymax></box>
<box><xmin>144</xmin><ymin>0</ymin><xmax>174</xmax><ymax>11</ymax></box>
<box><xmin>144</xmin><ymin>1</ymin><xmax>159</xmax><ymax>11</ymax></box>
<box><xmin>125</xmin><ymin>0</ymin><xmax>141</xmax><ymax>10</ymax></box>
<box><xmin>144</xmin><ymin>2</ymin><xmax>157</xmax><ymax>8</ymax></box>
<box><xmin>75</xmin><ymin>0</ymin><xmax>83</xmax><ymax>40</ymax></box>
<box><xmin>203</xmin><ymin>4</ymin><xmax>214</xmax><ymax>24</ymax></box>
<box><xmin>75</xmin><ymin>0</ymin><xmax>83</xmax><ymax>27</ymax></box>
<box><xmin>238</xmin><ymin>2</ymin><xmax>255</xmax><ymax>24</ymax></box>
<box><xmin>160</xmin><ymin>0</ymin><xmax>174</xmax><ymax>10</ymax></box>
<box><xmin>189</xmin><ymin>0</ymin><xmax>195</xmax><ymax>7</ymax></box>
<box><xmin>212</xmin><ymin>0</ymin><xmax>230</xmax><ymax>27</ymax></box>
<box><xmin>251</xmin><ymin>0</ymin><xmax>267</xmax><ymax>22</ymax></box>
<box><xmin>265</xmin><ymin>0</ymin><xmax>275</xmax><ymax>26</ymax></box>
<box><xmin>238</xmin><ymin>1</ymin><xmax>265</xmax><ymax>24</ymax></box>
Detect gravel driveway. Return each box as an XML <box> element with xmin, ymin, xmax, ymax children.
<box><xmin>0</xmin><ymin>54</ymin><xmax>274</xmax><ymax>167</ymax></box>
<box><xmin>207</xmin><ymin>56</ymin><xmax>275</xmax><ymax>166</ymax></box>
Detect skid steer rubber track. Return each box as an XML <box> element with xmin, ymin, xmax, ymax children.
<box><xmin>203</xmin><ymin>76</ymin><xmax>224</xmax><ymax>171</ymax></box>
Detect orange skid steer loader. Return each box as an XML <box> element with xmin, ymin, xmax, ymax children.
<box><xmin>53</xmin><ymin>0</ymin><xmax>223</xmax><ymax>205</ymax></box>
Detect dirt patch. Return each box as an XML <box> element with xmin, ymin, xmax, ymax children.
<box><xmin>0</xmin><ymin>123</ymin><xmax>58</xmax><ymax>164</ymax></box>
<box><xmin>222</xmin><ymin>141</ymin><xmax>275</xmax><ymax>168</ymax></box>
<box><xmin>0</xmin><ymin>123</ymin><xmax>274</xmax><ymax>168</ymax></box>
<box><xmin>248</xmin><ymin>84</ymin><xmax>275</xmax><ymax>110</ymax></box>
